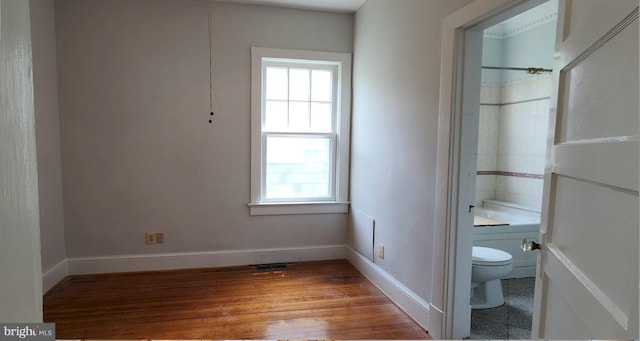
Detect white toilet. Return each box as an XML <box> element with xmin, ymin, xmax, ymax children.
<box><xmin>471</xmin><ymin>246</ymin><xmax>513</xmax><ymax>309</ymax></box>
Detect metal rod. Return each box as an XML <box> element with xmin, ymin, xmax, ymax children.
<box><xmin>482</xmin><ymin>66</ymin><xmax>553</xmax><ymax>74</ymax></box>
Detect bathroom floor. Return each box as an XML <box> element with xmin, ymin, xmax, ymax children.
<box><xmin>470</xmin><ymin>277</ymin><xmax>535</xmax><ymax>340</ymax></box>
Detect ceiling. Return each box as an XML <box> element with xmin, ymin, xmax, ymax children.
<box><xmin>212</xmin><ymin>0</ymin><xmax>367</xmax><ymax>13</ymax></box>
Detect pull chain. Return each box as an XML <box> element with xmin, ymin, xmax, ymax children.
<box><xmin>208</xmin><ymin>5</ymin><xmax>214</xmax><ymax>124</ymax></box>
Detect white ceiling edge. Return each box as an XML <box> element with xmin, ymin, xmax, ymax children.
<box><xmin>484</xmin><ymin>0</ymin><xmax>558</xmax><ymax>39</ymax></box>
<box><xmin>211</xmin><ymin>0</ymin><xmax>367</xmax><ymax>13</ymax></box>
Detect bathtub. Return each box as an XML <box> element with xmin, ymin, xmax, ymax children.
<box><xmin>473</xmin><ymin>207</ymin><xmax>540</xmax><ymax>278</ymax></box>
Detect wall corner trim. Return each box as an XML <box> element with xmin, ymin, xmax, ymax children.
<box><xmin>42</xmin><ymin>259</ymin><xmax>69</xmax><ymax>293</ymax></box>
<box><xmin>345</xmin><ymin>246</ymin><xmax>430</xmax><ymax>330</ymax></box>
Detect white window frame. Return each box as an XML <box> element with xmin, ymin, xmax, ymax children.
<box><xmin>249</xmin><ymin>47</ymin><xmax>351</xmax><ymax>216</ymax></box>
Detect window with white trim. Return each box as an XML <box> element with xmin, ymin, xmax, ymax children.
<box><xmin>250</xmin><ymin>48</ymin><xmax>351</xmax><ymax>216</ymax></box>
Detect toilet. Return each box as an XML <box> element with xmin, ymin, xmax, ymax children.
<box><xmin>471</xmin><ymin>246</ymin><xmax>513</xmax><ymax>309</ymax></box>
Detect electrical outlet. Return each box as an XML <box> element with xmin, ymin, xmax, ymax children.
<box><xmin>378</xmin><ymin>243</ymin><xmax>384</xmax><ymax>259</ymax></box>
<box><xmin>146</xmin><ymin>232</ymin><xmax>156</xmax><ymax>245</ymax></box>
<box><xmin>156</xmin><ymin>232</ymin><xmax>164</xmax><ymax>244</ymax></box>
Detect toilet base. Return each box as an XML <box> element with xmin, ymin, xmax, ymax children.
<box><xmin>470</xmin><ymin>278</ymin><xmax>505</xmax><ymax>309</ymax></box>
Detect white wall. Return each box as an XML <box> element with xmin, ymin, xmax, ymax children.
<box><xmin>350</xmin><ymin>0</ymin><xmax>472</xmax><ymax>303</ymax></box>
<box><xmin>55</xmin><ymin>0</ymin><xmax>353</xmax><ymax>261</ymax></box>
<box><xmin>30</xmin><ymin>0</ymin><xmax>68</xmax><ymax>283</ymax></box>
<box><xmin>0</xmin><ymin>0</ymin><xmax>44</xmax><ymax>322</ymax></box>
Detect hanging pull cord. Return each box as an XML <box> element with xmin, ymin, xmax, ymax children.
<box><xmin>208</xmin><ymin>6</ymin><xmax>214</xmax><ymax>124</ymax></box>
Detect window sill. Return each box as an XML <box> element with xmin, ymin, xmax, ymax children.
<box><xmin>248</xmin><ymin>201</ymin><xmax>350</xmax><ymax>216</ymax></box>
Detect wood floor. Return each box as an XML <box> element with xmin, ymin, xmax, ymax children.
<box><xmin>44</xmin><ymin>260</ymin><xmax>431</xmax><ymax>340</ymax></box>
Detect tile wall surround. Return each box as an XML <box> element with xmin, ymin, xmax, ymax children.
<box><xmin>476</xmin><ymin>74</ymin><xmax>552</xmax><ymax>211</ymax></box>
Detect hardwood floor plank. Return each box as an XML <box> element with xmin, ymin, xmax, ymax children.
<box><xmin>44</xmin><ymin>260</ymin><xmax>431</xmax><ymax>339</ymax></box>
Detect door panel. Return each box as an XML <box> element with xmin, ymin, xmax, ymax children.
<box><xmin>551</xmin><ymin>175</ymin><xmax>638</xmax><ymax>312</ymax></box>
<box><xmin>558</xmin><ymin>22</ymin><xmax>638</xmax><ymax>143</ymax></box>
<box><xmin>544</xmin><ymin>279</ymin><xmax>592</xmax><ymax>340</ymax></box>
<box><xmin>563</xmin><ymin>0</ymin><xmax>638</xmax><ymax>62</ymax></box>
<box><xmin>533</xmin><ymin>0</ymin><xmax>639</xmax><ymax>339</ymax></box>
<box><xmin>545</xmin><ymin>245</ymin><xmax>631</xmax><ymax>338</ymax></box>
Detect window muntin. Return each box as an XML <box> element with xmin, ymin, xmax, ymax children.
<box><xmin>263</xmin><ymin>64</ymin><xmax>336</xmax><ymax>134</ymax></box>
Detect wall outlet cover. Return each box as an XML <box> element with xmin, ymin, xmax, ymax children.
<box><xmin>145</xmin><ymin>232</ymin><xmax>156</xmax><ymax>245</ymax></box>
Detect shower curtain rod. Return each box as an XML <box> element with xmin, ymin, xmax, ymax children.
<box><xmin>482</xmin><ymin>66</ymin><xmax>553</xmax><ymax>74</ymax></box>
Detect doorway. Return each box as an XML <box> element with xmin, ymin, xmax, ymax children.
<box><xmin>470</xmin><ymin>2</ymin><xmax>557</xmax><ymax>338</ymax></box>
<box><xmin>435</xmin><ymin>1</ymin><xmax>639</xmax><ymax>339</ymax></box>
<box><xmin>431</xmin><ymin>0</ymin><xmax>557</xmax><ymax>339</ymax></box>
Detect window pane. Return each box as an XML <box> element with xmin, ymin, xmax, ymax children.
<box><xmin>265</xmin><ymin>100</ymin><xmax>288</xmax><ymax>131</ymax></box>
<box><xmin>310</xmin><ymin>103</ymin><xmax>332</xmax><ymax>133</ymax></box>
<box><xmin>266</xmin><ymin>135</ymin><xmax>331</xmax><ymax>199</ymax></box>
<box><xmin>311</xmin><ymin>70</ymin><xmax>332</xmax><ymax>102</ymax></box>
<box><xmin>289</xmin><ymin>101</ymin><xmax>310</xmax><ymax>131</ymax></box>
<box><xmin>266</xmin><ymin>67</ymin><xmax>288</xmax><ymax>100</ymax></box>
<box><xmin>289</xmin><ymin>69</ymin><xmax>310</xmax><ymax>101</ymax></box>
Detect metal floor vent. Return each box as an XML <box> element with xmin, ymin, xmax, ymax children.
<box><xmin>253</xmin><ymin>263</ymin><xmax>288</xmax><ymax>272</ymax></box>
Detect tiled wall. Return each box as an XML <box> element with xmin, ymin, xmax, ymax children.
<box><xmin>476</xmin><ymin>83</ymin><xmax>501</xmax><ymax>204</ymax></box>
<box><xmin>476</xmin><ymin>74</ymin><xmax>552</xmax><ymax>211</ymax></box>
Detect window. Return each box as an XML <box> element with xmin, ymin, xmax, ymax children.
<box><xmin>250</xmin><ymin>48</ymin><xmax>351</xmax><ymax>215</ymax></box>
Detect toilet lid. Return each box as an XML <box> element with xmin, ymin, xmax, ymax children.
<box><xmin>472</xmin><ymin>246</ymin><xmax>512</xmax><ymax>266</ymax></box>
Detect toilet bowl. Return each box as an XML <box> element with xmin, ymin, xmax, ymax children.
<box><xmin>471</xmin><ymin>246</ymin><xmax>513</xmax><ymax>309</ymax></box>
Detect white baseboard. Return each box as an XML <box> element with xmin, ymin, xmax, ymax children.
<box><xmin>42</xmin><ymin>258</ymin><xmax>69</xmax><ymax>293</ymax></box>
<box><xmin>66</xmin><ymin>245</ymin><xmax>347</xmax><ymax>275</ymax></box>
<box><xmin>345</xmin><ymin>246</ymin><xmax>430</xmax><ymax>330</ymax></box>
<box><xmin>428</xmin><ymin>303</ymin><xmax>444</xmax><ymax>339</ymax></box>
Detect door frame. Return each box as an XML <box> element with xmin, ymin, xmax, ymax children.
<box><xmin>431</xmin><ymin>0</ymin><xmax>550</xmax><ymax>339</ymax></box>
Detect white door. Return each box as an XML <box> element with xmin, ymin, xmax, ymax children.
<box><xmin>532</xmin><ymin>0</ymin><xmax>639</xmax><ymax>339</ymax></box>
